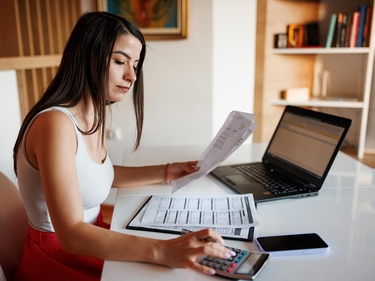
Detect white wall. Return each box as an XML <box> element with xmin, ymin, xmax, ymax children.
<box><xmin>106</xmin><ymin>0</ymin><xmax>257</xmax><ymax>165</ymax></box>
<box><xmin>212</xmin><ymin>0</ymin><xmax>256</xmax><ymax>135</ymax></box>
<box><xmin>0</xmin><ymin>70</ymin><xmax>22</xmax><ymax>185</ymax></box>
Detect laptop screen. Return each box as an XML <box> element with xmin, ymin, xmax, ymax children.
<box><xmin>267</xmin><ymin>111</ymin><xmax>345</xmax><ymax>178</ymax></box>
<box><xmin>263</xmin><ymin>106</ymin><xmax>351</xmax><ymax>187</ymax></box>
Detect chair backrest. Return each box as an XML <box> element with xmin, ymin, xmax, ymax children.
<box><xmin>0</xmin><ymin>265</ymin><xmax>7</xmax><ymax>281</ymax></box>
<box><xmin>0</xmin><ymin>172</ymin><xmax>28</xmax><ymax>281</ymax></box>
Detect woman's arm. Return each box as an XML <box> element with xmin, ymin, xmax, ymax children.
<box><xmin>112</xmin><ymin>161</ymin><xmax>198</xmax><ymax>188</ymax></box>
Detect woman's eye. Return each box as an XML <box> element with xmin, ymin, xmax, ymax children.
<box><xmin>133</xmin><ymin>66</ymin><xmax>138</xmax><ymax>72</ymax></box>
<box><xmin>114</xmin><ymin>59</ymin><xmax>124</xmax><ymax>65</ymax></box>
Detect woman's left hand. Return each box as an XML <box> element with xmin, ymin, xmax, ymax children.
<box><xmin>165</xmin><ymin>161</ymin><xmax>199</xmax><ymax>184</ymax></box>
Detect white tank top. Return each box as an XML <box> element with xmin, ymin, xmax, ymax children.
<box><xmin>17</xmin><ymin>106</ymin><xmax>114</xmax><ymax>232</ymax></box>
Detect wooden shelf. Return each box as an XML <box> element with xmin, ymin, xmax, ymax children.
<box><xmin>269</xmin><ymin>99</ymin><xmax>365</xmax><ymax>108</ymax></box>
<box><xmin>272</xmin><ymin>47</ymin><xmax>370</xmax><ymax>55</ymax></box>
<box><xmin>0</xmin><ymin>55</ymin><xmax>61</xmax><ymax>71</ymax></box>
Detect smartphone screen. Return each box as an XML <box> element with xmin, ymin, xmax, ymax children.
<box><xmin>256</xmin><ymin>233</ymin><xmax>329</xmax><ymax>256</ymax></box>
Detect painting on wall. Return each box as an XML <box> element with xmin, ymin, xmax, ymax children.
<box><xmin>99</xmin><ymin>0</ymin><xmax>188</xmax><ymax>40</ymax></box>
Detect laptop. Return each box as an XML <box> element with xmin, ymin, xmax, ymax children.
<box><xmin>210</xmin><ymin>105</ymin><xmax>352</xmax><ymax>203</ymax></box>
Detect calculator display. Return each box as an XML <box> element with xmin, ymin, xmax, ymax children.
<box><xmin>236</xmin><ymin>253</ymin><xmax>262</xmax><ymax>275</ymax></box>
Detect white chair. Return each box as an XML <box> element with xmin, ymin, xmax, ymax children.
<box><xmin>0</xmin><ymin>172</ymin><xmax>28</xmax><ymax>281</ymax></box>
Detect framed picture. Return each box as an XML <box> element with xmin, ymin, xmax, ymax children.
<box><xmin>98</xmin><ymin>0</ymin><xmax>188</xmax><ymax>40</ymax></box>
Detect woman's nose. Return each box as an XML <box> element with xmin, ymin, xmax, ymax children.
<box><xmin>124</xmin><ymin>66</ymin><xmax>137</xmax><ymax>83</ymax></box>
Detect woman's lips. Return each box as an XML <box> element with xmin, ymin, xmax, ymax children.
<box><xmin>117</xmin><ymin>86</ymin><xmax>129</xmax><ymax>93</ymax></box>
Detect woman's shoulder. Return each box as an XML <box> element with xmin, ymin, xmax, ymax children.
<box><xmin>29</xmin><ymin>107</ymin><xmax>77</xmax><ymax>137</ymax></box>
<box><xmin>36</xmin><ymin>106</ymin><xmax>73</xmax><ymax>119</ymax></box>
<box><xmin>25</xmin><ymin>107</ymin><xmax>78</xmax><ymax>163</ymax></box>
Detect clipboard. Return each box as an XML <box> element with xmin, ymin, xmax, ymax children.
<box><xmin>125</xmin><ymin>196</ymin><xmax>254</xmax><ymax>242</ymax></box>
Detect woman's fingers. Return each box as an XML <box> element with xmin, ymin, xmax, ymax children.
<box><xmin>156</xmin><ymin>228</ymin><xmax>235</xmax><ymax>275</ymax></box>
<box><xmin>190</xmin><ymin>261</ymin><xmax>216</xmax><ymax>275</ymax></box>
<box><xmin>166</xmin><ymin>161</ymin><xmax>199</xmax><ymax>182</ymax></box>
<box><xmin>191</xmin><ymin>228</ymin><xmax>225</xmax><ymax>245</ymax></box>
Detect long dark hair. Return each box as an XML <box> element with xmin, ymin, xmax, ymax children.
<box><xmin>13</xmin><ymin>11</ymin><xmax>146</xmax><ymax>175</ymax></box>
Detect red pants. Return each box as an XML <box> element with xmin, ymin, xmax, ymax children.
<box><xmin>14</xmin><ymin>212</ymin><xmax>110</xmax><ymax>281</ymax></box>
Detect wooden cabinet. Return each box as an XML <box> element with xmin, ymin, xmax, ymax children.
<box><xmin>254</xmin><ymin>0</ymin><xmax>375</xmax><ymax>158</ymax></box>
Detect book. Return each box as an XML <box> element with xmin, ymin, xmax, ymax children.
<box><xmin>304</xmin><ymin>22</ymin><xmax>320</xmax><ymax>46</ymax></box>
<box><xmin>333</xmin><ymin>13</ymin><xmax>350</xmax><ymax>47</ymax></box>
<box><xmin>357</xmin><ymin>5</ymin><xmax>368</xmax><ymax>47</ymax></box>
<box><xmin>335</xmin><ymin>13</ymin><xmax>343</xmax><ymax>47</ymax></box>
<box><xmin>345</xmin><ymin>14</ymin><xmax>352</xmax><ymax>47</ymax></box>
<box><xmin>350</xmin><ymin>11</ymin><xmax>360</xmax><ymax>47</ymax></box>
<box><xmin>363</xmin><ymin>6</ymin><xmax>373</xmax><ymax>47</ymax></box>
<box><xmin>326</xmin><ymin>14</ymin><xmax>337</xmax><ymax>48</ymax></box>
<box><xmin>340</xmin><ymin>14</ymin><xmax>349</xmax><ymax>47</ymax></box>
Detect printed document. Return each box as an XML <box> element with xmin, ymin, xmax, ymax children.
<box><xmin>126</xmin><ymin>196</ymin><xmax>255</xmax><ymax>240</ymax></box>
<box><xmin>140</xmin><ymin>193</ymin><xmax>259</xmax><ymax>228</ymax></box>
<box><xmin>172</xmin><ymin>111</ymin><xmax>257</xmax><ymax>193</ymax></box>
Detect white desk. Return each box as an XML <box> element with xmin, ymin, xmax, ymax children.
<box><xmin>101</xmin><ymin>143</ymin><xmax>375</xmax><ymax>281</ymax></box>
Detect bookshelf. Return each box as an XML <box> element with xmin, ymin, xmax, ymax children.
<box><xmin>272</xmin><ymin>48</ymin><xmax>370</xmax><ymax>54</ymax></box>
<box><xmin>255</xmin><ymin>0</ymin><xmax>375</xmax><ymax>159</ymax></box>
<box><xmin>269</xmin><ymin>99</ymin><xmax>365</xmax><ymax>109</ymax></box>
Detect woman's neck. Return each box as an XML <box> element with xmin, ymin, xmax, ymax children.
<box><xmin>68</xmin><ymin>96</ymin><xmax>97</xmax><ymax>132</ymax></box>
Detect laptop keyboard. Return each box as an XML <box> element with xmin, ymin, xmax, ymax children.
<box><xmin>234</xmin><ymin>163</ymin><xmax>305</xmax><ymax>194</ymax></box>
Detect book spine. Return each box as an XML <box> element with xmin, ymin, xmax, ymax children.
<box><xmin>340</xmin><ymin>14</ymin><xmax>349</xmax><ymax>47</ymax></box>
<box><xmin>335</xmin><ymin>13</ymin><xmax>343</xmax><ymax>47</ymax></box>
<box><xmin>350</xmin><ymin>12</ymin><xmax>360</xmax><ymax>48</ymax></box>
<box><xmin>356</xmin><ymin>5</ymin><xmax>367</xmax><ymax>47</ymax></box>
<box><xmin>363</xmin><ymin>6</ymin><xmax>373</xmax><ymax>47</ymax></box>
<box><xmin>344</xmin><ymin>14</ymin><xmax>351</xmax><ymax>47</ymax></box>
<box><xmin>326</xmin><ymin>14</ymin><xmax>337</xmax><ymax>48</ymax></box>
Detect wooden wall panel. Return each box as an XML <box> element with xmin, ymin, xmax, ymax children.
<box><xmin>0</xmin><ymin>0</ymin><xmax>83</xmax><ymax>119</ymax></box>
<box><xmin>254</xmin><ymin>0</ymin><xmax>320</xmax><ymax>143</ymax></box>
<box><xmin>0</xmin><ymin>1</ymin><xmax>20</xmax><ymax>57</ymax></box>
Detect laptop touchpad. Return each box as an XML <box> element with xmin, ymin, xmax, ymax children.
<box><xmin>226</xmin><ymin>174</ymin><xmax>255</xmax><ymax>185</ymax></box>
<box><xmin>224</xmin><ymin>174</ymin><xmax>264</xmax><ymax>195</ymax></box>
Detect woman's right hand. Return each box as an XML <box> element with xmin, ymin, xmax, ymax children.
<box><xmin>154</xmin><ymin>229</ymin><xmax>236</xmax><ymax>275</ymax></box>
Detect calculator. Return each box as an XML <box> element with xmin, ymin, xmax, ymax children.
<box><xmin>198</xmin><ymin>245</ymin><xmax>270</xmax><ymax>280</ymax></box>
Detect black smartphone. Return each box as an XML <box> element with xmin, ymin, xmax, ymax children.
<box><xmin>255</xmin><ymin>233</ymin><xmax>329</xmax><ymax>256</ymax></box>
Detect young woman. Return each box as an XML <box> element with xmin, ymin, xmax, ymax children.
<box><xmin>13</xmin><ymin>11</ymin><xmax>234</xmax><ymax>281</ymax></box>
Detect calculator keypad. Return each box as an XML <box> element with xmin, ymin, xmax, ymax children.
<box><xmin>199</xmin><ymin>246</ymin><xmax>248</xmax><ymax>273</ymax></box>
